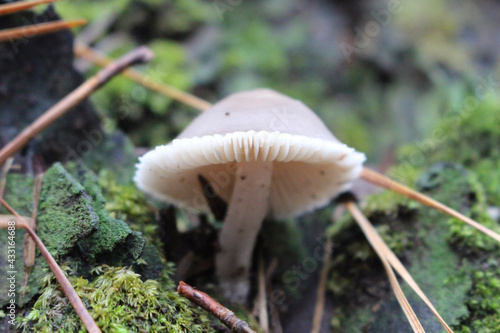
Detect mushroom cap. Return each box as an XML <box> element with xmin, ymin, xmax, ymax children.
<box><xmin>134</xmin><ymin>89</ymin><xmax>366</xmax><ymax>219</ymax></box>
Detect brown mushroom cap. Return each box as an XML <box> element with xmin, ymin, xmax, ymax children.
<box><xmin>134</xmin><ymin>89</ymin><xmax>366</xmax><ymax>219</ymax></box>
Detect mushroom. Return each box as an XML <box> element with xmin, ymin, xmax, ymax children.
<box><xmin>134</xmin><ymin>89</ymin><xmax>366</xmax><ymax>301</ymax></box>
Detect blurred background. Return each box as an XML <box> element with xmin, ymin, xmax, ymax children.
<box><xmin>2</xmin><ymin>1</ymin><xmax>500</xmax><ymax>332</ymax></box>
<box><xmin>60</xmin><ymin>0</ymin><xmax>500</xmax><ymax>166</ymax></box>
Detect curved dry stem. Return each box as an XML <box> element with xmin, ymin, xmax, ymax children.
<box><xmin>0</xmin><ymin>197</ymin><xmax>101</xmax><ymax>332</ymax></box>
<box><xmin>256</xmin><ymin>254</ymin><xmax>269</xmax><ymax>332</ymax></box>
<box><xmin>0</xmin><ymin>215</ymin><xmax>32</xmax><ymax>228</ymax></box>
<box><xmin>361</xmin><ymin>168</ymin><xmax>500</xmax><ymax>243</ymax></box>
<box><xmin>375</xmin><ymin>232</ymin><xmax>453</xmax><ymax>332</ymax></box>
<box><xmin>0</xmin><ymin>46</ymin><xmax>153</xmax><ymax>165</ymax></box>
<box><xmin>345</xmin><ymin>201</ymin><xmax>425</xmax><ymax>333</ymax></box>
<box><xmin>0</xmin><ymin>0</ymin><xmax>63</xmax><ymax>16</ymax></box>
<box><xmin>345</xmin><ymin>201</ymin><xmax>453</xmax><ymax>332</ymax></box>
<box><xmin>310</xmin><ymin>207</ymin><xmax>341</xmax><ymax>333</ymax></box>
<box><xmin>0</xmin><ymin>19</ymin><xmax>87</xmax><ymax>42</ymax></box>
<box><xmin>178</xmin><ymin>281</ymin><xmax>257</xmax><ymax>333</ymax></box>
<box><xmin>74</xmin><ymin>43</ymin><xmax>213</xmax><ymax>111</ymax></box>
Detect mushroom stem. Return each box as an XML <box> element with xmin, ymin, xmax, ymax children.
<box><xmin>216</xmin><ymin>161</ymin><xmax>273</xmax><ymax>302</ymax></box>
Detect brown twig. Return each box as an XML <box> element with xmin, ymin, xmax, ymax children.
<box><xmin>74</xmin><ymin>43</ymin><xmax>212</xmax><ymax>111</ymax></box>
<box><xmin>0</xmin><ymin>157</ymin><xmax>14</xmax><ymax>201</ymax></box>
<box><xmin>178</xmin><ymin>281</ymin><xmax>257</xmax><ymax>333</ymax></box>
<box><xmin>0</xmin><ymin>19</ymin><xmax>87</xmax><ymax>42</ymax></box>
<box><xmin>0</xmin><ymin>0</ymin><xmax>62</xmax><ymax>16</ymax></box>
<box><xmin>0</xmin><ymin>197</ymin><xmax>101</xmax><ymax>332</ymax></box>
<box><xmin>0</xmin><ymin>46</ymin><xmax>154</xmax><ymax>165</ymax></box>
<box><xmin>19</xmin><ymin>173</ymin><xmax>42</xmax><ymax>298</ymax></box>
<box><xmin>0</xmin><ymin>215</ymin><xmax>33</xmax><ymax>228</ymax></box>
<box><xmin>310</xmin><ymin>207</ymin><xmax>342</xmax><ymax>333</ymax></box>
<box><xmin>25</xmin><ymin>173</ymin><xmax>44</xmax><ymax>268</ymax></box>
<box><xmin>361</xmin><ymin>167</ymin><xmax>500</xmax><ymax>243</ymax></box>
<box><xmin>253</xmin><ymin>253</ymin><xmax>268</xmax><ymax>332</ymax></box>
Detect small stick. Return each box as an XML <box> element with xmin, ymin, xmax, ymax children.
<box><xmin>0</xmin><ymin>0</ymin><xmax>62</xmax><ymax>15</ymax></box>
<box><xmin>0</xmin><ymin>19</ymin><xmax>87</xmax><ymax>42</ymax></box>
<box><xmin>256</xmin><ymin>253</ymin><xmax>269</xmax><ymax>332</ymax></box>
<box><xmin>0</xmin><ymin>157</ymin><xmax>14</xmax><ymax>201</ymax></box>
<box><xmin>25</xmin><ymin>174</ymin><xmax>44</xmax><ymax>268</ymax></box>
<box><xmin>0</xmin><ymin>197</ymin><xmax>101</xmax><ymax>333</ymax></box>
<box><xmin>361</xmin><ymin>167</ymin><xmax>500</xmax><ymax>243</ymax></box>
<box><xmin>310</xmin><ymin>206</ymin><xmax>342</xmax><ymax>333</ymax></box>
<box><xmin>310</xmin><ymin>237</ymin><xmax>333</xmax><ymax>333</ymax></box>
<box><xmin>0</xmin><ymin>46</ymin><xmax>154</xmax><ymax>165</ymax></box>
<box><xmin>0</xmin><ymin>215</ymin><xmax>33</xmax><ymax>228</ymax></box>
<box><xmin>74</xmin><ymin>43</ymin><xmax>212</xmax><ymax>111</ymax></box>
<box><xmin>177</xmin><ymin>281</ymin><xmax>257</xmax><ymax>333</ymax></box>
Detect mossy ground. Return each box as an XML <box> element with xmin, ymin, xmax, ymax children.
<box><xmin>326</xmin><ymin>92</ymin><xmax>500</xmax><ymax>332</ymax></box>
<box><xmin>0</xmin><ymin>163</ymin><xmax>218</xmax><ymax>332</ymax></box>
<box><xmin>19</xmin><ymin>266</ymin><xmax>215</xmax><ymax>333</ymax></box>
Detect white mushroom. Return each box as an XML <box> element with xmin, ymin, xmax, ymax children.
<box><xmin>134</xmin><ymin>89</ymin><xmax>366</xmax><ymax>301</ymax></box>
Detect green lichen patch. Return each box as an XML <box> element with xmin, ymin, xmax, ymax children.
<box><xmin>37</xmin><ymin>163</ymin><xmax>99</xmax><ymax>258</ymax></box>
<box><xmin>327</xmin><ymin>161</ymin><xmax>500</xmax><ymax>331</ymax></box>
<box><xmin>416</xmin><ymin>163</ymin><xmax>500</xmax><ymax>255</ymax></box>
<box><xmin>63</xmin><ymin>163</ymin><xmax>146</xmax><ymax>265</ymax></box>
<box><xmin>19</xmin><ymin>266</ymin><xmax>216</xmax><ymax>333</ymax></box>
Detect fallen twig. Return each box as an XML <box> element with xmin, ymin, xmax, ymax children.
<box><xmin>0</xmin><ymin>0</ymin><xmax>63</xmax><ymax>16</ymax></box>
<box><xmin>310</xmin><ymin>207</ymin><xmax>341</xmax><ymax>333</ymax></box>
<box><xmin>74</xmin><ymin>43</ymin><xmax>212</xmax><ymax>111</ymax></box>
<box><xmin>0</xmin><ymin>157</ymin><xmax>14</xmax><ymax>201</ymax></box>
<box><xmin>0</xmin><ymin>198</ymin><xmax>101</xmax><ymax>333</ymax></box>
<box><xmin>0</xmin><ymin>215</ymin><xmax>33</xmax><ymax>228</ymax></box>
<box><xmin>0</xmin><ymin>19</ymin><xmax>87</xmax><ymax>42</ymax></box>
<box><xmin>23</xmin><ymin>174</ymin><xmax>43</xmax><ymax>270</ymax></box>
<box><xmin>0</xmin><ymin>46</ymin><xmax>154</xmax><ymax>165</ymax></box>
<box><xmin>254</xmin><ymin>253</ymin><xmax>268</xmax><ymax>332</ymax></box>
<box><xmin>177</xmin><ymin>281</ymin><xmax>257</xmax><ymax>333</ymax></box>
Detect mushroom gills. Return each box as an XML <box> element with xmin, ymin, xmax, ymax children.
<box><xmin>216</xmin><ymin>160</ymin><xmax>273</xmax><ymax>302</ymax></box>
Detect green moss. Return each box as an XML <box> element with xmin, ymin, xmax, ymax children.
<box><xmin>395</xmin><ymin>93</ymin><xmax>500</xmax><ymax>204</ymax></box>
<box><xmin>455</xmin><ymin>264</ymin><xmax>500</xmax><ymax>333</ymax></box>
<box><xmin>19</xmin><ymin>266</ymin><xmax>216</xmax><ymax>333</ymax></box>
<box><xmin>97</xmin><ymin>169</ymin><xmax>155</xmax><ymax>233</ymax></box>
<box><xmin>61</xmin><ymin>163</ymin><xmax>146</xmax><ymax>264</ymax></box>
<box><xmin>327</xmin><ymin>160</ymin><xmax>500</xmax><ymax>330</ymax></box>
<box><xmin>37</xmin><ymin>163</ymin><xmax>99</xmax><ymax>258</ymax></box>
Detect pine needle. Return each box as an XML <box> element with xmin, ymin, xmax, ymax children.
<box><xmin>0</xmin><ymin>0</ymin><xmax>63</xmax><ymax>16</ymax></box>
<box><xmin>74</xmin><ymin>43</ymin><xmax>212</xmax><ymax>111</ymax></box>
<box><xmin>0</xmin><ymin>46</ymin><xmax>154</xmax><ymax>164</ymax></box>
<box><xmin>345</xmin><ymin>201</ymin><xmax>425</xmax><ymax>333</ymax></box>
<box><xmin>361</xmin><ymin>168</ymin><xmax>500</xmax><ymax>243</ymax></box>
<box><xmin>0</xmin><ymin>19</ymin><xmax>87</xmax><ymax>42</ymax></box>
<box><xmin>0</xmin><ymin>197</ymin><xmax>102</xmax><ymax>332</ymax></box>
<box><xmin>311</xmin><ymin>206</ymin><xmax>341</xmax><ymax>333</ymax></box>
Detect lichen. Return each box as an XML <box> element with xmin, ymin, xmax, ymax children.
<box><xmin>326</xmin><ymin>96</ymin><xmax>500</xmax><ymax>330</ymax></box>
<box><xmin>61</xmin><ymin>163</ymin><xmax>146</xmax><ymax>264</ymax></box>
<box><xmin>37</xmin><ymin>163</ymin><xmax>99</xmax><ymax>258</ymax></box>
